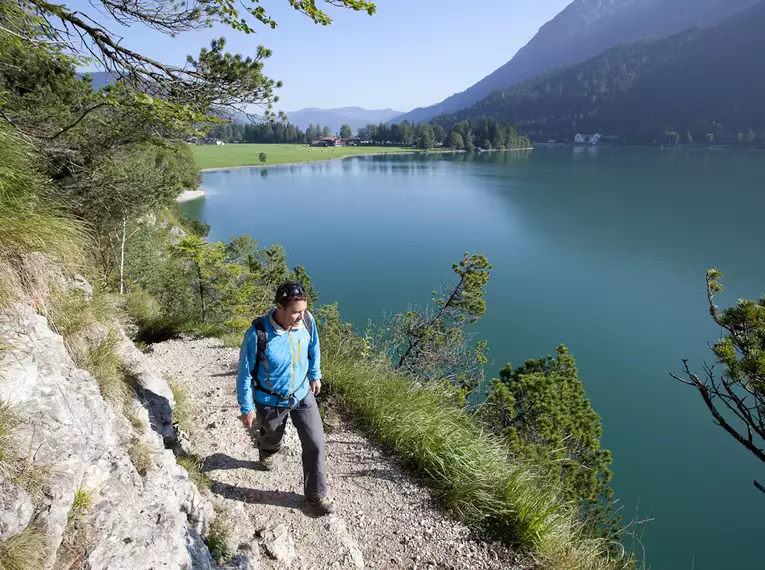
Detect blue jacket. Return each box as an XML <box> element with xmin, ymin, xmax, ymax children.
<box><xmin>236</xmin><ymin>310</ymin><xmax>322</xmax><ymax>412</ymax></box>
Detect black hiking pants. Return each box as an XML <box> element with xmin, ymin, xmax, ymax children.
<box><xmin>254</xmin><ymin>391</ymin><xmax>328</xmax><ymax>500</ymax></box>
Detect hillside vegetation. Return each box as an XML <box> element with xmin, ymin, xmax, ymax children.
<box><xmin>451</xmin><ymin>1</ymin><xmax>765</xmax><ymax>145</ymax></box>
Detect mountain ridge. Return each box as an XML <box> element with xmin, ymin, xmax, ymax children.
<box><xmin>446</xmin><ymin>0</ymin><xmax>765</xmax><ymax>143</ymax></box>
<box><xmin>284</xmin><ymin>106</ymin><xmax>404</xmax><ymax>134</ymax></box>
<box><xmin>394</xmin><ymin>0</ymin><xmax>758</xmax><ymax>125</ymax></box>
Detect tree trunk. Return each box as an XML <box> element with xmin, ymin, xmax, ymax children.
<box><xmin>197</xmin><ymin>263</ymin><xmax>206</xmax><ymax>323</ymax></box>
<box><xmin>394</xmin><ymin>276</ymin><xmax>465</xmax><ymax>371</ymax></box>
<box><xmin>120</xmin><ymin>217</ymin><xmax>126</xmax><ymax>295</ymax></box>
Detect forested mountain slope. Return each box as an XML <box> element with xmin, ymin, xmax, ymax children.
<box><xmin>395</xmin><ymin>0</ymin><xmax>757</xmax><ymax>125</ymax></box>
<box><xmin>448</xmin><ymin>1</ymin><xmax>765</xmax><ymax>144</ymax></box>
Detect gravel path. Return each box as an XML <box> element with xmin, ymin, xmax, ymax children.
<box><xmin>148</xmin><ymin>336</ymin><xmax>526</xmax><ymax>570</ymax></box>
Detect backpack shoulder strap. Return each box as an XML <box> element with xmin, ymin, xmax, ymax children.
<box><xmin>251</xmin><ymin>316</ymin><xmax>270</xmax><ymax>388</ymax></box>
<box><xmin>302</xmin><ymin>310</ymin><xmax>314</xmax><ymax>340</ymax></box>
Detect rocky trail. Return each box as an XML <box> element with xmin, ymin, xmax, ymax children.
<box><xmin>148</xmin><ymin>337</ymin><xmax>523</xmax><ymax>570</ymax></box>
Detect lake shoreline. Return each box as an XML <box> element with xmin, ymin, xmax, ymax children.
<box><xmin>176</xmin><ymin>189</ymin><xmax>206</xmax><ymax>202</ymax></box>
<box><xmin>198</xmin><ymin>147</ymin><xmax>534</xmax><ymax>173</ymax></box>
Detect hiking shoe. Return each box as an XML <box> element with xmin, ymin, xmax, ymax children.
<box><xmin>259</xmin><ymin>454</ymin><xmax>277</xmax><ymax>471</ymax></box>
<box><xmin>307</xmin><ymin>497</ymin><xmax>335</xmax><ymax>516</ymax></box>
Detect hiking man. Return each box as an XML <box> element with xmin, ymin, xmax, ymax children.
<box><xmin>236</xmin><ymin>281</ymin><xmax>334</xmax><ymax>516</ymax></box>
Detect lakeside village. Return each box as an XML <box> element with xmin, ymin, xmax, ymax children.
<box><xmin>193</xmin><ymin>134</ymin><xmax>402</xmax><ymax>147</ymax></box>
<box><xmin>192</xmin><ymin>132</ymin><xmax>606</xmax><ymax>147</ymax></box>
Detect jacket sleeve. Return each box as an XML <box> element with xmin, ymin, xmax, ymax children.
<box><xmin>236</xmin><ymin>328</ymin><xmax>255</xmax><ymax>415</ymax></box>
<box><xmin>308</xmin><ymin>313</ymin><xmax>322</xmax><ymax>381</ymax></box>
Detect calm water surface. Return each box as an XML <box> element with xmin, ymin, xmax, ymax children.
<box><xmin>182</xmin><ymin>148</ymin><xmax>765</xmax><ymax>570</ymax></box>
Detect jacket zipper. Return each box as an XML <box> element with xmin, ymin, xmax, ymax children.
<box><xmin>288</xmin><ymin>331</ymin><xmax>296</xmax><ymax>396</ymax></box>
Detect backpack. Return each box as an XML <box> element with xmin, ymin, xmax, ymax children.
<box><xmin>250</xmin><ymin>311</ymin><xmax>314</xmax><ymax>406</ymax></box>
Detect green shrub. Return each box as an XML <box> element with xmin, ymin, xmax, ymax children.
<box><xmin>485</xmin><ymin>346</ymin><xmax>616</xmax><ymax>538</ymax></box>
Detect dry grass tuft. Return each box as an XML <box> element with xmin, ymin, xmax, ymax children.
<box><xmin>128</xmin><ymin>440</ymin><xmax>153</xmax><ymax>476</ymax></box>
<box><xmin>0</xmin><ymin>524</ymin><xmax>49</xmax><ymax>570</ymax></box>
<box><xmin>84</xmin><ymin>330</ymin><xmax>129</xmax><ymax>406</ymax></box>
<box><xmin>0</xmin><ymin>402</ymin><xmax>48</xmax><ymax>498</ymax></box>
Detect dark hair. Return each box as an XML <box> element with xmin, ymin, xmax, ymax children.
<box><xmin>274</xmin><ymin>281</ymin><xmax>307</xmax><ymax>307</ymax></box>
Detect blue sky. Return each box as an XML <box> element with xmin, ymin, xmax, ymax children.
<box><xmin>73</xmin><ymin>0</ymin><xmax>573</xmax><ymax>112</ymax></box>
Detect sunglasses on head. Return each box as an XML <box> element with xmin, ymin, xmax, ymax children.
<box><xmin>280</xmin><ymin>284</ymin><xmax>304</xmax><ymax>298</ymax></box>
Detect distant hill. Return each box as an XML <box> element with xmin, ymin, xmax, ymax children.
<box><xmin>445</xmin><ymin>1</ymin><xmax>765</xmax><ymax>144</ymax></box>
<box><xmin>283</xmin><ymin>107</ymin><xmax>404</xmax><ymax>134</ymax></box>
<box><xmin>78</xmin><ymin>71</ymin><xmax>116</xmax><ymax>90</ymax></box>
<box><xmin>394</xmin><ymin>0</ymin><xmax>758</xmax><ymax>125</ymax></box>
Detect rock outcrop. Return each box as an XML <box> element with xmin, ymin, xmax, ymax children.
<box><xmin>0</xmin><ymin>303</ymin><xmax>225</xmax><ymax>570</ymax></box>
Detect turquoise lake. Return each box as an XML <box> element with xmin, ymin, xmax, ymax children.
<box><xmin>181</xmin><ymin>147</ymin><xmax>765</xmax><ymax>569</ymax></box>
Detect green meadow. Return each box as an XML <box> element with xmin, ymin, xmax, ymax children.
<box><xmin>191</xmin><ymin>143</ymin><xmax>417</xmax><ymax>170</ymax></box>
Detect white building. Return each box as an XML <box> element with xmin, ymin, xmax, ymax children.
<box><xmin>574</xmin><ymin>133</ymin><xmax>602</xmax><ymax>145</ymax></box>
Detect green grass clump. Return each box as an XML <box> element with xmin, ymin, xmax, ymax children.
<box><xmin>48</xmin><ymin>289</ymin><xmax>92</xmax><ymax>341</ymax></box>
<box><xmin>170</xmin><ymin>383</ymin><xmax>192</xmax><ymax>435</ymax></box>
<box><xmin>124</xmin><ymin>287</ymin><xmax>231</xmax><ymax>344</ymax></box>
<box><xmin>181</xmin><ymin>320</ymin><xmax>227</xmax><ymax>339</ymax></box>
<box><xmin>190</xmin><ymin>143</ymin><xmax>416</xmax><ymax>170</ymax></box>
<box><xmin>47</xmin><ymin>288</ymin><xmax>119</xmax><ymax>364</ymax></box>
<box><xmin>219</xmin><ymin>332</ymin><xmax>244</xmax><ymax>349</ymax></box>
<box><xmin>85</xmin><ymin>330</ymin><xmax>129</xmax><ymax>406</ymax></box>
<box><xmin>177</xmin><ymin>455</ymin><xmax>211</xmax><ymax>492</ymax></box>
<box><xmin>324</xmin><ymin>355</ymin><xmax>633</xmax><ymax>570</ymax></box>
<box><xmin>128</xmin><ymin>440</ymin><xmax>153</xmax><ymax>477</ymax></box>
<box><xmin>0</xmin><ymin>125</ymin><xmax>86</xmax><ymax>307</ymax></box>
<box><xmin>0</xmin><ymin>524</ymin><xmax>48</xmax><ymax>570</ymax></box>
<box><xmin>70</xmin><ymin>486</ymin><xmax>92</xmax><ymax>521</ymax></box>
<box><xmin>205</xmin><ymin>506</ymin><xmax>233</xmax><ymax>565</ymax></box>
<box><xmin>56</xmin><ymin>487</ymin><xmax>94</xmax><ymax>570</ymax></box>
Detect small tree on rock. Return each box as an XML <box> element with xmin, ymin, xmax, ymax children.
<box><xmin>383</xmin><ymin>253</ymin><xmax>492</xmax><ymax>392</ymax></box>
<box><xmin>671</xmin><ymin>269</ymin><xmax>765</xmax><ymax>493</ymax></box>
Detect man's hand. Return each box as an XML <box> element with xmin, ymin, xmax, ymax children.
<box><xmin>240</xmin><ymin>411</ymin><xmax>255</xmax><ymax>429</ymax></box>
<box><xmin>311</xmin><ymin>380</ymin><xmax>322</xmax><ymax>396</ymax></box>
